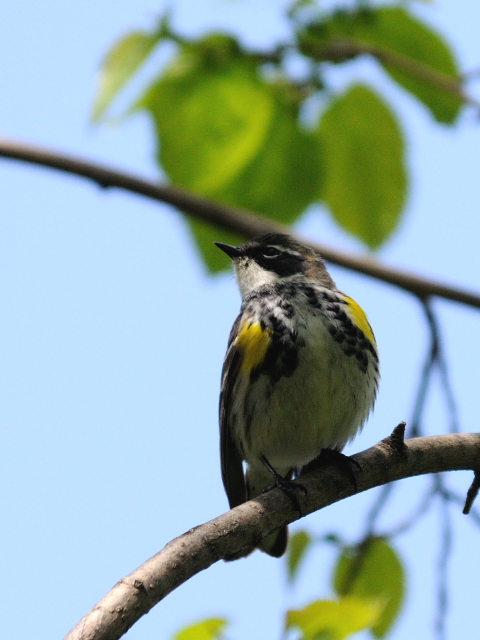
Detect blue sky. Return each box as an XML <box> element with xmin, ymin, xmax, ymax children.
<box><xmin>1</xmin><ymin>1</ymin><xmax>480</xmax><ymax>639</ymax></box>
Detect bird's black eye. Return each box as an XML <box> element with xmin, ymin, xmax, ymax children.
<box><xmin>262</xmin><ymin>246</ymin><xmax>280</xmax><ymax>258</ymax></box>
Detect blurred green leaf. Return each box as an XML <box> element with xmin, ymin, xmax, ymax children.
<box><xmin>174</xmin><ymin>617</ymin><xmax>227</xmax><ymax>640</ymax></box>
<box><xmin>318</xmin><ymin>84</ymin><xmax>406</xmax><ymax>249</ymax></box>
<box><xmin>299</xmin><ymin>6</ymin><xmax>461</xmax><ymax>123</ymax></box>
<box><xmin>333</xmin><ymin>537</ymin><xmax>405</xmax><ymax>638</ymax></box>
<box><xmin>140</xmin><ymin>41</ymin><xmax>274</xmax><ymax>194</ymax></box>
<box><xmin>91</xmin><ymin>19</ymin><xmax>168</xmax><ymax>122</ymax></box>
<box><xmin>286</xmin><ymin>597</ymin><xmax>382</xmax><ymax>640</ymax></box>
<box><xmin>288</xmin><ymin>0</ymin><xmax>321</xmax><ymax>22</ymax></box>
<box><xmin>357</xmin><ymin>7</ymin><xmax>461</xmax><ymax>124</ymax></box>
<box><xmin>212</xmin><ymin>92</ymin><xmax>322</xmax><ymax>222</ymax></box>
<box><xmin>287</xmin><ymin>530</ymin><xmax>313</xmax><ymax>583</ymax></box>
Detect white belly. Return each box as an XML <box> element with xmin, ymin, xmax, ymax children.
<box><xmin>233</xmin><ymin>315</ymin><xmax>377</xmax><ymax>473</ymax></box>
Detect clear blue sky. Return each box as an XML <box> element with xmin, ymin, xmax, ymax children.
<box><xmin>1</xmin><ymin>1</ymin><xmax>480</xmax><ymax>639</ymax></box>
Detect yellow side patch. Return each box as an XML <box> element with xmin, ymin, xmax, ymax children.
<box><xmin>343</xmin><ymin>295</ymin><xmax>377</xmax><ymax>346</ymax></box>
<box><xmin>236</xmin><ymin>322</ymin><xmax>271</xmax><ymax>375</ymax></box>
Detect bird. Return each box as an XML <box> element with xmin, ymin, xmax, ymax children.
<box><xmin>215</xmin><ymin>233</ymin><xmax>379</xmax><ymax>558</ymax></box>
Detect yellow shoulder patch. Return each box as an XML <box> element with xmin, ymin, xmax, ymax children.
<box><xmin>343</xmin><ymin>295</ymin><xmax>377</xmax><ymax>347</ymax></box>
<box><xmin>236</xmin><ymin>322</ymin><xmax>271</xmax><ymax>375</ymax></box>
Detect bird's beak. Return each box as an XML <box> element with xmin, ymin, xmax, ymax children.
<box><xmin>214</xmin><ymin>242</ymin><xmax>243</xmax><ymax>259</ymax></box>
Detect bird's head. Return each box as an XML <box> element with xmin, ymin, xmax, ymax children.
<box><xmin>215</xmin><ymin>233</ymin><xmax>335</xmax><ymax>298</ymax></box>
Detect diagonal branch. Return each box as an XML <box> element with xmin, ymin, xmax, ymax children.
<box><xmin>313</xmin><ymin>37</ymin><xmax>478</xmax><ymax>111</ymax></box>
<box><xmin>1</xmin><ymin>136</ymin><xmax>480</xmax><ymax>310</ymax></box>
<box><xmin>63</xmin><ymin>432</ymin><xmax>480</xmax><ymax>640</ymax></box>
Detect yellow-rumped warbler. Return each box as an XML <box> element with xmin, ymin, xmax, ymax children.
<box><xmin>215</xmin><ymin>233</ymin><xmax>379</xmax><ymax>558</ymax></box>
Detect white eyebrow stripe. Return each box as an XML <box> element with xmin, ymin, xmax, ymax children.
<box><xmin>266</xmin><ymin>245</ymin><xmax>301</xmax><ymax>258</ymax></box>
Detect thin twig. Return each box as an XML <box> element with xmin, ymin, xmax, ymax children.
<box><xmin>380</xmin><ymin>482</ymin><xmax>436</xmax><ymax>538</ymax></box>
<box><xmin>1</xmin><ymin>137</ymin><xmax>480</xmax><ymax>309</ymax></box>
<box><xmin>463</xmin><ymin>471</ymin><xmax>480</xmax><ymax>515</ymax></box>
<box><xmin>363</xmin><ymin>483</ymin><xmax>395</xmax><ymax>538</ymax></box>
<box><xmin>437</xmin><ymin>485</ymin><xmax>480</xmax><ymax>527</ymax></box>
<box><xmin>422</xmin><ymin>301</ymin><xmax>460</xmax><ymax>434</ymax></box>
<box><xmin>408</xmin><ymin>299</ymin><xmax>438</xmax><ymax>437</ymax></box>
<box><xmin>435</xmin><ymin>475</ymin><xmax>453</xmax><ymax>640</ymax></box>
<box><xmin>437</xmin><ymin>353</ymin><xmax>460</xmax><ymax>434</ymax></box>
<box><xmin>361</xmin><ymin>424</ymin><xmax>406</xmax><ymax>536</ymax></box>
<box><xmin>314</xmin><ymin>36</ymin><xmax>480</xmax><ymax>112</ymax></box>
<box><xmin>408</xmin><ymin>298</ymin><xmax>460</xmax><ymax>438</ymax></box>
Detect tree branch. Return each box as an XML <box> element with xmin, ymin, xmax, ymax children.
<box><xmin>1</xmin><ymin>137</ymin><xmax>480</xmax><ymax>310</ymax></box>
<box><xmin>314</xmin><ymin>37</ymin><xmax>479</xmax><ymax>111</ymax></box>
<box><xmin>62</xmin><ymin>432</ymin><xmax>480</xmax><ymax>640</ymax></box>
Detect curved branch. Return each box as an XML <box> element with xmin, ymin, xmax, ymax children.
<box><xmin>1</xmin><ymin>137</ymin><xmax>480</xmax><ymax>310</ymax></box>
<box><xmin>63</xmin><ymin>432</ymin><xmax>480</xmax><ymax>640</ymax></box>
<box><xmin>315</xmin><ymin>37</ymin><xmax>477</xmax><ymax>110</ymax></box>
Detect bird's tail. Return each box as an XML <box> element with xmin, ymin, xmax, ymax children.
<box><xmin>224</xmin><ymin>463</ymin><xmax>291</xmax><ymax>560</ymax></box>
<box><xmin>259</xmin><ymin>526</ymin><xmax>289</xmax><ymax>557</ymax></box>
<box><xmin>246</xmin><ymin>464</ymin><xmax>291</xmax><ymax>558</ymax></box>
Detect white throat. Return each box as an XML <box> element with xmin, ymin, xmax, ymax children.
<box><xmin>233</xmin><ymin>258</ymin><xmax>277</xmax><ymax>299</ymax></box>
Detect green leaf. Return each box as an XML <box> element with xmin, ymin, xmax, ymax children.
<box><xmin>140</xmin><ymin>45</ymin><xmax>274</xmax><ymax>194</ymax></box>
<box><xmin>299</xmin><ymin>6</ymin><xmax>461</xmax><ymax>123</ymax></box>
<box><xmin>357</xmin><ymin>7</ymin><xmax>461</xmax><ymax>124</ymax></box>
<box><xmin>212</xmin><ymin>94</ymin><xmax>322</xmax><ymax>222</ymax></box>
<box><xmin>333</xmin><ymin>537</ymin><xmax>405</xmax><ymax>638</ymax></box>
<box><xmin>286</xmin><ymin>597</ymin><xmax>382</xmax><ymax>640</ymax></box>
<box><xmin>317</xmin><ymin>84</ymin><xmax>407</xmax><ymax>249</ymax></box>
<box><xmin>174</xmin><ymin>617</ymin><xmax>227</xmax><ymax>640</ymax></box>
<box><xmin>287</xmin><ymin>530</ymin><xmax>313</xmax><ymax>583</ymax></box>
<box><xmin>91</xmin><ymin>22</ymin><xmax>167</xmax><ymax>122</ymax></box>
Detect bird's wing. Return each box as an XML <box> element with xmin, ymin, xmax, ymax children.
<box><xmin>219</xmin><ymin>314</ymin><xmax>247</xmax><ymax>509</ymax></box>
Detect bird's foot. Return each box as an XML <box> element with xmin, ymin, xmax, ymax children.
<box><xmin>302</xmin><ymin>448</ymin><xmax>361</xmax><ymax>492</ymax></box>
<box><xmin>260</xmin><ymin>454</ymin><xmax>307</xmax><ymax>516</ymax></box>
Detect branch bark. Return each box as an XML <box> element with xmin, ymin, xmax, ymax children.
<box><xmin>63</xmin><ymin>432</ymin><xmax>480</xmax><ymax>640</ymax></box>
<box><xmin>1</xmin><ymin>136</ymin><xmax>480</xmax><ymax>310</ymax></box>
<box><xmin>314</xmin><ymin>37</ymin><xmax>477</xmax><ymax>110</ymax></box>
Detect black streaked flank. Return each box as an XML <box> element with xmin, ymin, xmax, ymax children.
<box><xmin>254</xmin><ymin>310</ymin><xmax>303</xmax><ymax>383</ymax></box>
<box><xmin>300</xmin><ymin>283</ymin><xmax>377</xmax><ymax>374</ymax></box>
